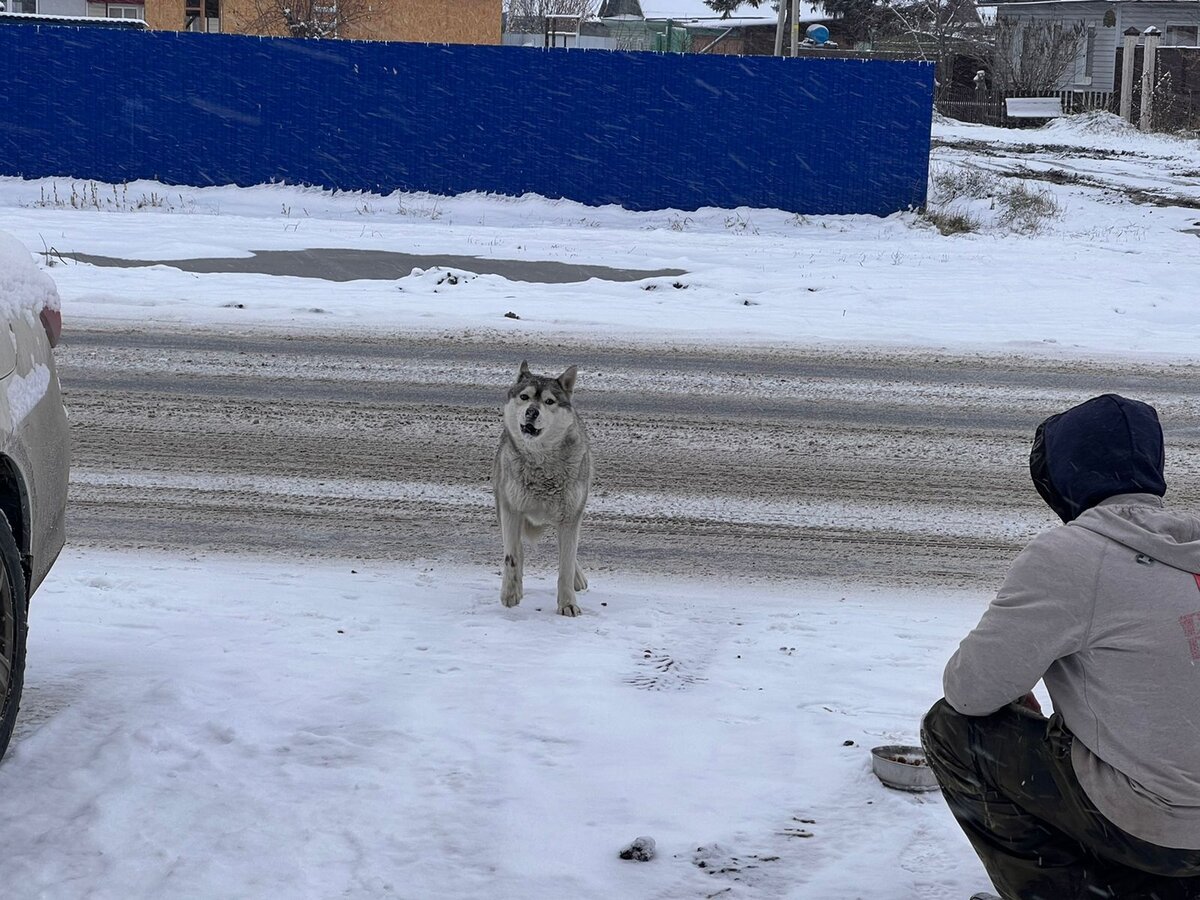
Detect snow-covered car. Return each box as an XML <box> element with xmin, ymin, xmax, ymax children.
<box><xmin>0</xmin><ymin>230</ymin><xmax>70</xmax><ymax>762</ymax></box>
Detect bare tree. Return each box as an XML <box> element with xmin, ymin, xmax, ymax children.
<box><xmin>505</xmin><ymin>0</ymin><xmax>598</xmax><ymax>33</ymax></box>
<box><xmin>882</xmin><ymin>0</ymin><xmax>988</xmax><ymax>97</ymax></box>
<box><xmin>991</xmin><ymin>17</ymin><xmax>1087</xmax><ymax>94</ymax></box>
<box><xmin>235</xmin><ymin>0</ymin><xmax>374</xmax><ymax>38</ymax></box>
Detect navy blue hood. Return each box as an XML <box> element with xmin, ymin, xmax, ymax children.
<box><xmin>1029</xmin><ymin>394</ymin><xmax>1166</xmax><ymax>523</ymax></box>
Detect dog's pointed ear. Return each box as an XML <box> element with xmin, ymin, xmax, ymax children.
<box><xmin>557</xmin><ymin>365</ymin><xmax>578</xmax><ymax>395</ymax></box>
<box><xmin>518</xmin><ymin>360</ymin><xmax>531</xmax><ymax>379</ymax></box>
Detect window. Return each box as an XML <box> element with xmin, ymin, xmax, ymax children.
<box><xmin>87</xmin><ymin>1</ymin><xmax>143</xmax><ymax>16</ymax></box>
<box><xmin>7</xmin><ymin>0</ymin><xmax>37</xmax><ymax>12</ymax></box>
<box><xmin>1165</xmin><ymin>24</ymin><xmax>1199</xmax><ymax>47</ymax></box>
<box><xmin>185</xmin><ymin>0</ymin><xmax>218</xmax><ymax>31</ymax></box>
<box><xmin>1073</xmin><ymin>24</ymin><xmax>1096</xmax><ymax>84</ymax></box>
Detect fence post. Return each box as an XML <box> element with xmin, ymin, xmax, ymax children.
<box><xmin>774</xmin><ymin>0</ymin><xmax>786</xmax><ymax>56</ymax></box>
<box><xmin>1119</xmin><ymin>26</ymin><xmax>1139</xmax><ymax>123</ymax></box>
<box><xmin>790</xmin><ymin>0</ymin><xmax>799</xmax><ymax>56</ymax></box>
<box><xmin>1140</xmin><ymin>26</ymin><xmax>1160</xmax><ymax>131</ymax></box>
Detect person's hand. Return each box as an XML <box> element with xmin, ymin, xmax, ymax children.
<box><xmin>1017</xmin><ymin>692</ymin><xmax>1043</xmax><ymax>714</ymax></box>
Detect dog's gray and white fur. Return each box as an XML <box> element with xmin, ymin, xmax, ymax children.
<box><xmin>492</xmin><ymin>360</ymin><xmax>593</xmax><ymax>616</ymax></box>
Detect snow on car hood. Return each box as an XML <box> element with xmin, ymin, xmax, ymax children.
<box><xmin>0</xmin><ymin>229</ymin><xmax>61</xmax><ymax>317</ymax></box>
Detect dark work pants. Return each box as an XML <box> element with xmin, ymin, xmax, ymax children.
<box><xmin>921</xmin><ymin>699</ymin><xmax>1200</xmax><ymax>900</ymax></box>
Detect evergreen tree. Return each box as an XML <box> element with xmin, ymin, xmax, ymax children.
<box><xmin>703</xmin><ymin>0</ymin><xmax>768</xmax><ymax>17</ymax></box>
<box><xmin>818</xmin><ymin>0</ymin><xmax>886</xmax><ymax>44</ymax></box>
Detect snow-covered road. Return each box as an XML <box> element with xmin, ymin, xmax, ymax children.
<box><xmin>59</xmin><ymin>327</ymin><xmax>1200</xmax><ymax>590</ymax></box>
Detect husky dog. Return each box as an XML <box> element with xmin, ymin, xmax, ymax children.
<box><xmin>492</xmin><ymin>361</ymin><xmax>593</xmax><ymax>616</ymax></box>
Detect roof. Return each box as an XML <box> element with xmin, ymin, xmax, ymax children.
<box><xmin>597</xmin><ymin>0</ymin><xmax>642</xmax><ymax>16</ymax></box>
<box><xmin>0</xmin><ymin>11</ymin><xmax>148</xmax><ymax>26</ymax></box>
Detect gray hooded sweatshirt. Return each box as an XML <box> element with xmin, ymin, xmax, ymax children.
<box><xmin>944</xmin><ymin>492</ymin><xmax>1200</xmax><ymax>849</ymax></box>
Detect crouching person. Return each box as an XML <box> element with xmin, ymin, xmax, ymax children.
<box><xmin>922</xmin><ymin>394</ymin><xmax>1200</xmax><ymax>900</ymax></box>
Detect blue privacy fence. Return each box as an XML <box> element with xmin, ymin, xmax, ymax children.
<box><xmin>0</xmin><ymin>26</ymin><xmax>933</xmax><ymax>215</ymax></box>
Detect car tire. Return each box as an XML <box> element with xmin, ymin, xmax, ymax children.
<box><xmin>0</xmin><ymin>512</ymin><xmax>27</xmax><ymax>763</ymax></box>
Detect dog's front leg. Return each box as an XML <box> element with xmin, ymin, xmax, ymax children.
<box><xmin>499</xmin><ymin>505</ymin><xmax>524</xmax><ymax>608</ymax></box>
<box><xmin>556</xmin><ymin>516</ymin><xmax>583</xmax><ymax>617</ymax></box>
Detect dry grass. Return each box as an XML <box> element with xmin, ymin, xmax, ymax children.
<box><xmin>925</xmin><ymin>209</ymin><xmax>981</xmax><ymax>235</ymax></box>
<box><xmin>929</xmin><ymin>165</ymin><xmax>999</xmax><ymax>205</ymax></box>
<box><xmin>926</xmin><ymin>163</ymin><xmax>1063</xmax><ymax>235</ymax></box>
<box><xmin>995</xmin><ymin>182</ymin><xmax>1064</xmax><ymax>234</ymax></box>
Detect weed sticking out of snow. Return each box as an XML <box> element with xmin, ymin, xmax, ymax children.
<box><xmin>924</xmin><ymin>208</ymin><xmax>982</xmax><ymax>236</ymax></box>
<box><xmin>995</xmin><ymin>182</ymin><xmax>1064</xmax><ymax>234</ymax></box>
<box><xmin>25</xmin><ymin>181</ymin><xmax>194</xmax><ymax>213</ymax></box>
<box><xmin>929</xmin><ymin>165</ymin><xmax>999</xmax><ymax>205</ymax></box>
<box><xmin>926</xmin><ymin>163</ymin><xmax>1063</xmax><ymax>236</ymax></box>
<box><xmin>724</xmin><ymin>212</ymin><xmax>759</xmax><ymax>235</ymax></box>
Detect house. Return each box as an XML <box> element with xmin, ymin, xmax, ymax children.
<box><xmin>1</xmin><ymin>0</ymin><xmax>149</xmax><ymax>19</ymax></box>
<box><xmin>597</xmin><ymin>0</ymin><xmax>831</xmax><ymax>54</ymax></box>
<box><xmin>988</xmin><ymin>0</ymin><xmax>1200</xmax><ymax>91</ymax></box>
<box><xmin>0</xmin><ymin>9</ymin><xmax>146</xmax><ymax>24</ymax></box>
<box><xmin>502</xmin><ymin>10</ymin><xmax>618</xmax><ymax>49</ymax></box>
<box><xmin>0</xmin><ymin>0</ymin><xmax>500</xmax><ymax>43</ymax></box>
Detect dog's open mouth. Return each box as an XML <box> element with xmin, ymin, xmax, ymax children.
<box><xmin>520</xmin><ymin>423</ymin><xmax>542</xmax><ymax>437</ymax></box>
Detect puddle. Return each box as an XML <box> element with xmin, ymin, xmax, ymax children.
<box><xmin>63</xmin><ymin>248</ymin><xmax>686</xmax><ymax>284</ymax></box>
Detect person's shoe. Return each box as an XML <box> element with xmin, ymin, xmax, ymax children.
<box><xmin>969</xmin><ymin>893</ymin><xmax>1001</xmax><ymax>900</ymax></box>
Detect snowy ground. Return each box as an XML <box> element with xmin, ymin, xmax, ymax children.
<box><xmin>11</xmin><ymin>552</ymin><xmax>987</xmax><ymax>899</ymax></box>
<box><xmin>0</xmin><ymin>113</ymin><xmax>1196</xmax><ymax>357</ymax></box>
<box><xmin>0</xmin><ymin>113</ymin><xmax>1197</xmax><ymax>898</ymax></box>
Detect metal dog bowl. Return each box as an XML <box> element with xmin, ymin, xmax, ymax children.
<box><xmin>870</xmin><ymin>745</ymin><xmax>940</xmax><ymax>792</ymax></box>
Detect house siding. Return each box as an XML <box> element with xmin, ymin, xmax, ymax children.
<box><xmin>144</xmin><ymin>0</ymin><xmax>181</xmax><ymax>31</ymax></box>
<box><xmin>153</xmin><ymin>0</ymin><xmax>499</xmax><ymax>41</ymax></box>
<box><xmin>996</xmin><ymin>2</ymin><xmax>1115</xmax><ymax>89</ymax></box>
<box><xmin>1118</xmin><ymin>3</ymin><xmax>1200</xmax><ymax>51</ymax></box>
<box><xmin>996</xmin><ymin>0</ymin><xmax>1200</xmax><ymax>90</ymax></box>
<box><xmin>348</xmin><ymin>0</ymin><xmax>499</xmax><ymax>43</ymax></box>
<box><xmin>18</xmin><ymin>0</ymin><xmax>498</xmax><ymax>38</ymax></box>
<box><xmin>36</xmin><ymin>0</ymin><xmax>86</xmax><ymax>14</ymax></box>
